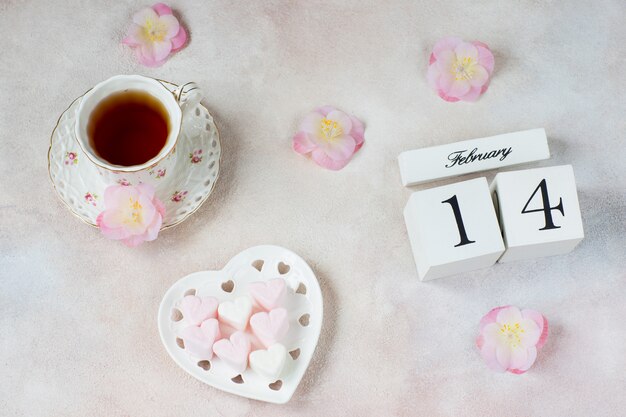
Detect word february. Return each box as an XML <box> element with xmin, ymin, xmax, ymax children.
<box><xmin>446</xmin><ymin>147</ymin><xmax>513</xmax><ymax>168</ymax></box>
<box><xmin>398</xmin><ymin>129</ymin><xmax>550</xmax><ymax>186</ymax></box>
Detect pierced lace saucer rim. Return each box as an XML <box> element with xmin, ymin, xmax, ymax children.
<box><xmin>47</xmin><ymin>80</ymin><xmax>221</xmax><ymax>231</ymax></box>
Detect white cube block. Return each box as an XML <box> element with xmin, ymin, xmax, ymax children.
<box><xmin>404</xmin><ymin>177</ymin><xmax>505</xmax><ymax>280</ymax></box>
<box><xmin>491</xmin><ymin>165</ymin><xmax>584</xmax><ymax>263</ymax></box>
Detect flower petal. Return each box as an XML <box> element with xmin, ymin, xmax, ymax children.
<box><xmin>97</xmin><ymin>212</ymin><xmax>131</xmax><ymax>240</ymax></box>
<box><xmin>135</xmin><ymin>48</ymin><xmax>166</xmax><ymax>67</ymax></box>
<box><xmin>469</xmin><ymin>65</ymin><xmax>489</xmax><ymax>88</ymax></box>
<box><xmin>170</xmin><ymin>26</ymin><xmax>187</xmax><ymax>51</ymax></box>
<box><xmin>519</xmin><ymin>346</ymin><xmax>537</xmax><ymax>372</ymax></box>
<box><xmin>479</xmin><ymin>306</ymin><xmax>510</xmax><ymax>331</ymax></box>
<box><xmin>153</xmin><ymin>197</ymin><xmax>166</xmax><ymax>218</ymax></box>
<box><xmin>537</xmin><ymin>316</ymin><xmax>549</xmax><ymax>349</ymax></box>
<box><xmin>459</xmin><ymin>86</ymin><xmax>483</xmax><ymax>102</ymax></box>
<box><xmin>496</xmin><ymin>306</ymin><xmax>522</xmax><ymax>325</ymax></box>
<box><xmin>292</xmin><ymin>131</ymin><xmax>317</xmax><ymax>155</ymax></box>
<box><xmin>326</xmin><ymin>110</ymin><xmax>352</xmax><ymax>135</ymax></box>
<box><xmin>474</xmin><ymin>43</ymin><xmax>495</xmax><ymax>74</ymax></box>
<box><xmin>316</xmin><ymin>105</ymin><xmax>337</xmax><ymax>117</ymax></box>
<box><xmin>122</xmin><ymin>234</ymin><xmax>148</xmax><ymax>247</ymax></box>
<box><xmin>495</xmin><ymin>345</ymin><xmax>512</xmax><ymax>370</ymax></box>
<box><xmin>144</xmin><ymin>211</ymin><xmax>163</xmax><ymax>241</ymax></box>
<box><xmin>158</xmin><ymin>14</ymin><xmax>180</xmax><ymax>39</ymax></box>
<box><xmin>137</xmin><ymin>194</ymin><xmax>157</xmax><ymax>228</ymax></box>
<box><xmin>480</xmin><ymin>343</ymin><xmax>506</xmax><ymax>372</ymax></box>
<box><xmin>437</xmin><ymin>71</ymin><xmax>454</xmax><ymax>92</ymax></box>
<box><xmin>522</xmin><ymin>309</ymin><xmax>546</xmax><ymax>340</ymax></box>
<box><xmin>438</xmin><ymin>90</ymin><xmax>460</xmax><ymax>102</ymax></box>
<box><xmin>321</xmin><ymin>135</ymin><xmax>356</xmax><ymax>161</ymax></box>
<box><xmin>448</xmin><ymin>79</ymin><xmax>471</xmax><ymax>98</ymax></box>
<box><xmin>435</xmin><ymin>50</ymin><xmax>455</xmax><ymax>73</ymax></box>
<box><xmin>146</xmin><ymin>40</ymin><xmax>173</xmax><ymax>62</ymax></box>
<box><xmin>481</xmin><ymin>322</ymin><xmax>502</xmax><ymax>343</ymax></box>
<box><xmin>454</xmin><ymin>42</ymin><xmax>478</xmax><ymax>61</ymax></box>
<box><xmin>299</xmin><ymin>111</ymin><xmax>324</xmax><ymax>134</ymax></box>
<box><xmin>136</xmin><ymin>182</ymin><xmax>156</xmax><ymax>200</ymax></box>
<box><xmin>152</xmin><ymin>2</ymin><xmax>172</xmax><ymax>16</ymax></box>
<box><xmin>349</xmin><ymin>115</ymin><xmax>365</xmax><ymax>151</ymax></box>
<box><xmin>509</xmin><ymin>347</ymin><xmax>528</xmax><ymax>370</ymax></box>
<box><xmin>427</xmin><ymin>63</ymin><xmax>441</xmax><ymax>89</ymax></box>
<box><xmin>310</xmin><ymin>149</ymin><xmax>350</xmax><ymax>170</ymax></box>
<box><xmin>123</xmin><ymin>24</ymin><xmax>145</xmax><ymax>46</ymax></box>
<box><xmin>519</xmin><ymin>318</ymin><xmax>541</xmax><ymax>348</ymax></box>
<box><xmin>432</xmin><ymin>37</ymin><xmax>462</xmax><ymax>61</ymax></box>
<box><xmin>133</xmin><ymin>7</ymin><xmax>158</xmax><ymax>26</ymax></box>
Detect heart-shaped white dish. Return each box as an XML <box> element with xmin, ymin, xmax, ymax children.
<box><xmin>158</xmin><ymin>245</ymin><xmax>323</xmax><ymax>404</ymax></box>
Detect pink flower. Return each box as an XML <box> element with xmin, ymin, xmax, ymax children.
<box><xmin>84</xmin><ymin>192</ymin><xmax>98</xmax><ymax>207</ymax></box>
<box><xmin>122</xmin><ymin>3</ymin><xmax>187</xmax><ymax>67</ymax></box>
<box><xmin>65</xmin><ymin>152</ymin><xmax>78</xmax><ymax>165</ymax></box>
<box><xmin>189</xmin><ymin>150</ymin><xmax>203</xmax><ymax>164</ymax></box>
<box><xmin>292</xmin><ymin>106</ymin><xmax>364</xmax><ymax>170</ymax></box>
<box><xmin>427</xmin><ymin>37</ymin><xmax>494</xmax><ymax>102</ymax></box>
<box><xmin>171</xmin><ymin>190</ymin><xmax>188</xmax><ymax>202</ymax></box>
<box><xmin>477</xmin><ymin>306</ymin><xmax>548</xmax><ymax>374</ymax></box>
<box><xmin>96</xmin><ymin>184</ymin><xmax>166</xmax><ymax>247</ymax></box>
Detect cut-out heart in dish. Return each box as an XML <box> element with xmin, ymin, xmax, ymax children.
<box><xmin>158</xmin><ymin>245</ymin><xmax>323</xmax><ymax>404</ymax></box>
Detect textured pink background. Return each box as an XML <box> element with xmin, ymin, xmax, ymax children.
<box><xmin>1</xmin><ymin>1</ymin><xmax>625</xmax><ymax>416</ymax></box>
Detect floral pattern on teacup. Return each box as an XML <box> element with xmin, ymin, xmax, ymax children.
<box><xmin>190</xmin><ymin>149</ymin><xmax>203</xmax><ymax>164</ymax></box>
<box><xmin>149</xmin><ymin>168</ymin><xmax>167</xmax><ymax>179</ymax></box>
<box><xmin>84</xmin><ymin>192</ymin><xmax>98</xmax><ymax>206</ymax></box>
<box><xmin>65</xmin><ymin>152</ymin><xmax>78</xmax><ymax>165</ymax></box>
<box><xmin>117</xmin><ymin>178</ymin><xmax>131</xmax><ymax>186</ymax></box>
<box><xmin>171</xmin><ymin>190</ymin><xmax>188</xmax><ymax>202</ymax></box>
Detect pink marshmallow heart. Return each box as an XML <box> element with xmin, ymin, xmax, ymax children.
<box><xmin>180</xmin><ymin>319</ymin><xmax>221</xmax><ymax>360</ymax></box>
<box><xmin>180</xmin><ymin>295</ymin><xmax>218</xmax><ymax>326</ymax></box>
<box><xmin>212</xmin><ymin>331</ymin><xmax>251</xmax><ymax>374</ymax></box>
<box><xmin>248</xmin><ymin>278</ymin><xmax>286</xmax><ymax>311</ymax></box>
<box><xmin>249</xmin><ymin>308</ymin><xmax>290</xmax><ymax>348</ymax></box>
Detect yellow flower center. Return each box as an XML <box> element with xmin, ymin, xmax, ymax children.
<box><xmin>126</xmin><ymin>198</ymin><xmax>143</xmax><ymax>224</ymax></box>
<box><xmin>319</xmin><ymin>118</ymin><xmax>343</xmax><ymax>141</ymax></box>
<box><xmin>451</xmin><ymin>56</ymin><xmax>477</xmax><ymax>81</ymax></box>
<box><xmin>499</xmin><ymin>322</ymin><xmax>526</xmax><ymax>349</ymax></box>
<box><xmin>143</xmin><ymin>18</ymin><xmax>168</xmax><ymax>42</ymax></box>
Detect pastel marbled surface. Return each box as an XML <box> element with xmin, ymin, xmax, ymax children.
<box><xmin>0</xmin><ymin>1</ymin><xmax>625</xmax><ymax>416</ymax></box>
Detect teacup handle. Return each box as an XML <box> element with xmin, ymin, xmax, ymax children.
<box><xmin>173</xmin><ymin>82</ymin><xmax>203</xmax><ymax>117</ymax></box>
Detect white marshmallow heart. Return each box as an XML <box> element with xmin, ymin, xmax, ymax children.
<box><xmin>249</xmin><ymin>278</ymin><xmax>286</xmax><ymax>310</ymax></box>
<box><xmin>250</xmin><ymin>308</ymin><xmax>289</xmax><ymax>348</ymax></box>
<box><xmin>217</xmin><ymin>296</ymin><xmax>252</xmax><ymax>330</ymax></box>
<box><xmin>249</xmin><ymin>344</ymin><xmax>287</xmax><ymax>380</ymax></box>
<box><xmin>180</xmin><ymin>295</ymin><xmax>219</xmax><ymax>326</ymax></box>
<box><xmin>212</xmin><ymin>331</ymin><xmax>251</xmax><ymax>374</ymax></box>
<box><xmin>179</xmin><ymin>319</ymin><xmax>221</xmax><ymax>360</ymax></box>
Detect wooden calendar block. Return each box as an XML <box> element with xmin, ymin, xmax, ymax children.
<box><xmin>404</xmin><ymin>177</ymin><xmax>505</xmax><ymax>280</ymax></box>
<box><xmin>491</xmin><ymin>165</ymin><xmax>584</xmax><ymax>263</ymax></box>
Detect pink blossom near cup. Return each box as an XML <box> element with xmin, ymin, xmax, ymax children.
<box><xmin>122</xmin><ymin>3</ymin><xmax>187</xmax><ymax>67</ymax></box>
<box><xmin>292</xmin><ymin>106</ymin><xmax>365</xmax><ymax>170</ymax></box>
<box><xmin>476</xmin><ymin>305</ymin><xmax>548</xmax><ymax>374</ymax></box>
<box><xmin>427</xmin><ymin>37</ymin><xmax>495</xmax><ymax>102</ymax></box>
<box><xmin>96</xmin><ymin>183</ymin><xmax>166</xmax><ymax>247</ymax></box>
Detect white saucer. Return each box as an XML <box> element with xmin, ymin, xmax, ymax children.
<box><xmin>48</xmin><ymin>80</ymin><xmax>221</xmax><ymax>230</ymax></box>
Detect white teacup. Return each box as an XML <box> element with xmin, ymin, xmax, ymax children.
<box><xmin>74</xmin><ymin>74</ymin><xmax>202</xmax><ymax>187</ymax></box>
